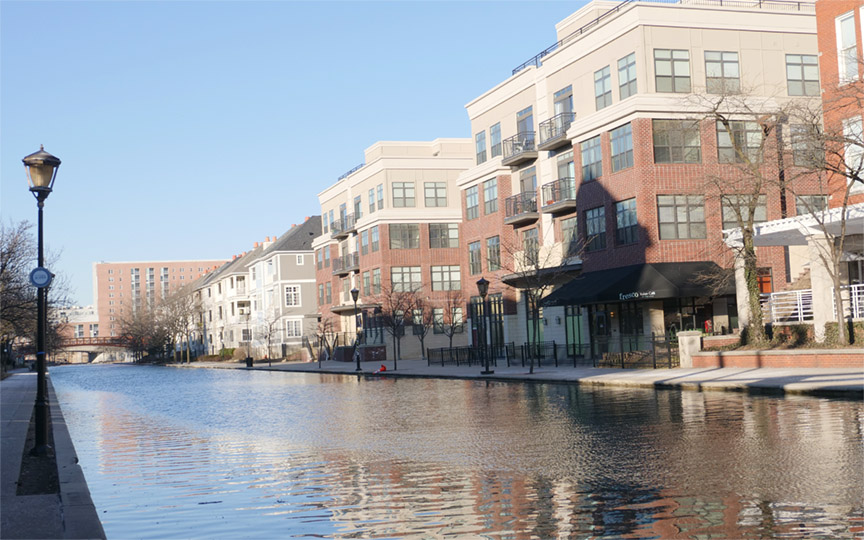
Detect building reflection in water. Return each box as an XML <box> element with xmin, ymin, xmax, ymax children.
<box><xmin>52</xmin><ymin>366</ymin><xmax>862</xmax><ymax>539</ymax></box>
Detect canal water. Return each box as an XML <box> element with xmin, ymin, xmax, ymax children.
<box><xmin>51</xmin><ymin>365</ymin><xmax>862</xmax><ymax>539</ymax></box>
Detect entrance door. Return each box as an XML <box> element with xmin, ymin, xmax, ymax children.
<box><xmin>590</xmin><ymin>306</ymin><xmax>611</xmax><ymax>358</ymax></box>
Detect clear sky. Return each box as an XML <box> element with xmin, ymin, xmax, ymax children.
<box><xmin>1</xmin><ymin>0</ymin><xmax>585</xmax><ymax>305</ymax></box>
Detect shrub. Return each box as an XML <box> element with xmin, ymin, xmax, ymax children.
<box><xmin>824</xmin><ymin>321</ymin><xmax>864</xmax><ymax>346</ymax></box>
<box><xmin>771</xmin><ymin>324</ymin><xmax>812</xmax><ymax>347</ymax></box>
<box><xmin>217</xmin><ymin>348</ymin><xmax>235</xmax><ymax>360</ymax></box>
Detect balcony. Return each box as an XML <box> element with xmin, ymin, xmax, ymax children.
<box><xmin>504</xmin><ymin>191</ymin><xmax>539</xmax><ymax>226</ymax></box>
<box><xmin>540</xmin><ymin>177</ymin><xmax>577</xmax><ymax>214</ymax></box>
<box><xmin>332</xmin><ymin>252</ymin><xmax>360</xmax><ymax>276</ymax></box>
<box><xmin>538</xmin><ymin>113</ymin><xmax>575</xmax><ymax>151</ymax></box>
<box><xmin>502</xmin><ymin>132</ymin><xmax>538</xmax><ymax>166</ymax></box>
<box><xmin>330</xmin><ymin>213</ymin><xmax>356</xmax><ymax>239</ymax></box>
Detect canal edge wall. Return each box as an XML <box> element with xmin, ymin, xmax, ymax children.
<box><xmin>47</xmin><ymin>376</ymin><xmax>107</xmax><ymax>539</ymax></box>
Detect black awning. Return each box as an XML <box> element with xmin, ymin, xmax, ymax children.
<box><xmin>542</xmin><ymin>262</ymin><xmax>733</xmax><ymax>307</ymax></box>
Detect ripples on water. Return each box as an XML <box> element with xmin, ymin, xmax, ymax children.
<box><xmin>51</xmin><ymin>365</ymin><xmax>863</xmax><ymax>539</ymax></box>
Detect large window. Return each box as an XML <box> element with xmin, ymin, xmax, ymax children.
<box><xmin>654</xmin><ymin>49</ymin><xmax>691</xmax><ymax>93</ymax></box>
<box><xmin>721</xmin><ymin>195</ymin><xmax>767</xmax><ymax>229</ymax></box>
<box><xmin>705</xmin><ymin>51</ymin><xmax>740</xmax><ymax>94</ymax></box>
<box><xmin>561</xmin><ymin>216</ymin><xmax>579</xmax><ymax>258</ymax></box>
<box><xmin>360</xmin><ymin>230</ymin><xmax>369</xmax><ymax>255</ymax></box>
<box><xmin>468</xmin><ymin>241</ymin><xmax>482</xmax><ymax>275</ymax></box>
<box><xmin>717</xmin><ymin>120</ymin><xmax>762</xmax><ymax>163</ymax></box>
<box><xmin>581</xmin><ymin>136</ymin><xmax>602</xmax><ymax>182</ymax></box>
<box><xmin>483</xmin><ymin>178</ymin><xmax>498</xmax><ymax>214</ymax></box>
<box><xmin>610</xmin><ymin>123</ymin><xmax>634</xmax><ymax>172</ymax></box>
<box><xmin>318</xmin><ymin>284</ymin><xmax>325</xmax><ymax>306</ymax></box>
<box><xmin>323</xmin><ymin>247</ymin><xmax>330</xmax><ymax>267</ymax></box>
<box><xmin>786</xmin><ymin>54</ymin><xmax>820</xmax><ymax>96</ymax></box>
<box><xmin>389</xmin><ymin>224</ymin><xmax>420</xmax><ymax>249</ymax></box>
<box><xmin>353</xmin><ymin>195</ymin><xmax>362</xmax><ymax>219</ymax></box>
<box><xmin>517</xmin><ymin>106</ymin><xmax>534</xmax><ymax>135</ymax></box>
<box><xmin>372</xmin><ymin>268</ymin><xmax>381</xmax><ymax>295</ymax></box>
<box><xmin>618</xmin><ymin>52</ymin><xmax>637</xmax><ymax>99</ymax></box>
<box><xmin>391</xmin><ymin>266</ymin><xmax>422</xmax><ymax>292</ymax></box>
<box><xmin>325</xmin><ymin>282</ymin><xmax>332</xmax><ymax>303</ymax></box>
<box><xmin>490</xmin><ymin>123</ymin><xmax>502</xmax><ymax>157</ymax></box>
<box><xmin>795</xmin><ymin>194</ymin><xmax>828</xmax><ymax>215</ymax></box>
<box><xmin>594</xmin><ymin>65</ymin><xmax>612</xmax><ymax>110</ymax></box>
<box><xmin>585</xmin><ymin>207</ymin><xmax>606</xmax><ymax>251</ymax></box>
<box><xmin>615</xmin><ymin>198</ymin><xmax>638</xmax><ymax>245</ymax></box>
<box><xmin>362</xmin><ymin>271</ymin><xmax>370</xmax><ymax>296</ymax></box>
<box><xmin>653</xmin><ymin>119</ymin><xmax>701</xmax><ymax>163</ymax></box>
<box><xmin>377</xmin><ymin>184</ymin><xmax>384</xmax><ymax>210</ymax></box>
<box><xmin>843</xmin><ymin>116</ymin><xmax>863</xmax><ymax>182</ymax></box>
<box><xmin>370</xmin><ymin>225</ymin><xmax>380</xmax><ymax>252</ymax></box>
<box><xmin>466</xmin><ymin>186</ymin><xmax>479</xmax><ymax>220</ymax></box>
<box><xmin>392</xmin><ymin>182</ymin><xmax>415</xmax><ymax>207</ymax></box>
<box><xmin>790</xmin><ymin>124</ymin><xmax>821</xmax><ymax>167</ymax></box>
<box><xmin>657</xmin><ymin>195</ymin><xmax>706</xmax><ymax>239</ymax></box>
<box><xmin>368</xmin><ymin>188</ymin><xmax>376</xmax><ymax>214</ymax></box>
<box><xmin>486</xmin><ymin>236</ymin><xmax>501</xmax><ymax>271</ymax></box>
<box><xmin>837</xmin><ymin>11</ymin><xmax>859</xmax><ymax>83</ymax></box>
<box><xmin>429</xmin><ymin>223</ymin><xmax>459</xmax><ymax>248</ymax></box>
<box><xmin>475</xmin><ymin>131</ymin><xmax>487</xmax><ymax>164</ymax></box>
<box><xmin>285</xmin><ymin>285</ymin><xmax>301</xmax><ymax>307</ymax></box>
<box><xmin>523</xmin><ymin>228</ymin><xmax>539</xmax><ymax>264</ymax></box>
<box><xmin>424</xmin><ymin>182</ymin><xmax>447</xmax><ymax>207</ymax></box>
<box><xmin>286</xmin><ymin>320</ymin><xmax>302</xmax><ymax>338</ymax></box>
<box><xmin>431</xmin><ymin>265</ymin><xmax>461</xmax><ymax>291</ymax></box>
<box><xmin>554</xmin><ymin>85</ymin><xmax>573</xmax><ymax>116</ymax></box>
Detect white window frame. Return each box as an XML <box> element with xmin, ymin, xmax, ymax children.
<box><xmin>285</xmin><ymin>319</ymin><xmax>303</xmax><ymax>338</ymax></box>
<box><xmin>296</xmin><ymin>254</ymin><xmax>303</xmax><ymax>265</ymax></box>
<box><xmin>285</xmin><ymin>285</ymin><xmax>301</xmax><ymax>307</ymax></box>
<box><xmin>836</xmin><ymin>11</ymin><xmax>859</xmax><ymax>84</ymax></box>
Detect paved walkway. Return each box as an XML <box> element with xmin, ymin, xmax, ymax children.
<box><xmin>180</xmin><ymin>357</ymin><xmax>864</xmax><ymax>398</ymax></box>
<box><xmin>1</xmin><ymin>371</ymin><xmax>105</xmax><ymax>540</ymax></box>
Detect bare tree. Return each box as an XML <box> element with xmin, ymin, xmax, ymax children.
<box><xmin>163</xmin><ymin>284</ymin><xmax>202</xmax><ymax>363</ymax></box>
<box><xmin>411</xmin><ymin>294</ymin><xmax>435</xmax><ymax>361</ymax></box>
<box><xmin>315</xmin><ymin>315</ymin><xmax>338</xmax><ymax>363</ymax></box>
<box><xmin>374</xmin><ymin>284</ymin><xmax>417</xmax><ymax>370</ymax></box>
<box><xmin>437</xmin><ymin>289</ymin><xmax>465</xmax><ymax>350</ymax></box>
<box><xmin>259</xmin><ymin>309</ymin><xmax>283</xmax><ymax>361</ymax></box>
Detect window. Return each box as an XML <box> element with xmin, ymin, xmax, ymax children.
<box><xmin>653</xmin><ymin>119</ymin><xmax>701</xmax><ymax>164</ymax></box>
<box><xmin>389</xmin><ymin>224</ymin><xmax>420</xmax><ymax>249</ymax></box>
<box><xmin>90</xmin><ymin>324</ymin><xmax>99</xmax><ymax>337</ymax></box>
<box><xmin>369</xmin><ymin>188</ymin><xmax>376</xmax><ymax>214</ymax></box>
<box><xmin>353</xmin><ymin>195</ymin><xmax>362</xmax><ymax>219</ymax></box>
<box><xmin>362</xmin><ymin>271</ymin><xmax>370</xmax><ymax>296</ymax></box>
<box><xmin>391</xmin><ymin>266</ymin><xmax>421</xmax><ymax>292</ymax></box>
<box><xmin>433</xmin><ymin>307</ymin><xmax>464</xmax><ymax>334</ymax></box>
<box><xmin>790</xmin><ymin>124</ymin><xmax>821</xmax><ymax>167</ymax></box>
<box><xmin>581</xmin><ymin>136</ymin><xmax>602</xmax><ymax>181</ymax></box>
<box><xmin>424</xmin><ymin>182</ymin><xmax>447</xmax><ymax>207</ymax></box>
<box><xmin>325</xmin><ymin>282</ymin><xmax>332</xmax><ymax>303</ymax></box>
<box><xmin>431</xmin><ymin>265</ymin><xmax>461</xmax><ymax>291</ymax></box>
<box><xmin>466</xmin><ymin>186</ymin><xmax>479</xmax><ymax>220</ymax></box>
<box><xmin>517</xmin><ymin>106</ymin><xmax>534</xmax><ymax>135</ymax></box>
<box><xmin>523</xmin><ymin>228</ymin><xmax>539</xmax><ymax>264</ymax></box>
<box><xmin>377</xmin><ymin>184</ymin><xmax>384</xmax><ymax>210</ymax></box>
<box><xmin>795</xmin><ymin>194</ymin><xmax>828</xmax><ymax>215</ymax></box>
<box><xmin>654</xmin><ymin>49</ymin><xmax>691</xmax><ymax>93</ymax></box>
<box><xmin>322</xmin><ymin>212</ymin><xmax>329</xmax><ymax>234</ymax></box>
<box><xmin>618</xmin><ymin>52</ymin><xmax>637</xmax><ymax>99</ymax></box>
<box><xmin>843</xmin><ymin>117</ymin><xmax>863</xmax><ymax>185</ymax></box>
<box><xmin>323</xmin><ymin>247</ymin><xmax>330</xmax><ymax>267</ymax></box>
<box><xmin>837</xmin><ymin>11</ymin><xmax>859</xmax><ymax>83</ymax></box>
<box><xmin>339</xmin><ymin>203</ymin><xmax>347</xmax><ymax>225</ymax></box>
<box><xmin>658</xmin><ymin>195</ymin><xmax>706</xmax><ymax>239</ymax></box>
<box><xmin>520</xmin><ymin>166</ymin><xmax>537</xmax><ymax>193</ymax></box>
<box><xmin>361</xmin><ymin>230</ymin><xmax>369</xmax><ymax>255</ymax></box>
<box><xmin>475</xmin><ymin>131</ymin><xmax>487</xmax><ymax>164</ymax></box>
<box><xmin>585</xmin><ymin>207</ymin><xmax>606</xmax><ymax>251</ymax></box>
<box><xmin>285</xmin><ymin>285</ymin><xmax>301</xmax><ymax>307</ymax></box>
<box><xmin>429</xmin><ymin>223</ymin><xmax>459</xmax><ymax>248</ymax></box>
<box><xmin>786</xmin><ymin>54</ymin><xmax>820</xmax><ymax>96</ymax></box>
<box><xmin>342</xmin><ymin>278</ymin><xmax>350</xmax><ymax>302</ymax></box>
<box><xmin>372</xmin><ymin>268</ymin><xmax>381</xmax><ymax>294</ymax></box>
<box><xmin>705</xmin><ymin>51</ymin><xmax>740</xmax><ymax>94</ymax></box>
<box><xmin>561</xmin><ymin>217</ymin><xmax>579</xmax><ymax>258</ymax></box>
<box><xmin>296</xmin><ymin>255</ymin><xmax>303</xmax><ymax>265</ymax></box>
<box><xmin>75</xmin><ymin>325</ymin><xmax>84</xmax><ymax>338</ymax></box>
<box><xmin>616</xmin><ymin>198</ymin><xmax>638</xmax><ymax>245</ymax></box>
<box><xmin>757</xmin><ymin>268</ymin><xmax>773</xmax><ymax>294</ymax></box>
<box><xmin>490</xmin><ymin>123</ymin><xmax>502</xmax><ymax>157</ymax></box>
<box><xmin>392</xmin><ymin>182</ymin><xmax>415</xmax><ymax>207</ymax></box>
<box><xmin>594</xmin><ymin>65</ymin><xmax>612</xmax><ymax>110</ymax></box>
<box><xmin>610</xmin><ymin>123</ymin><xmax>634</xmax><ymax>172</ymax></box>
<box><xmin>717</xmin><ymin>120</ymin><xmax>762</xmax><ymax>163</ymax></box>
<box><xmin>369</xmin><ymin>225</ymin><xmax>380</xmax><ymax>253</ymax></box>
<box><xmin>468</xmin><ymin>241</ymin><xmax>482</xmax><ymax>274</ymax></box>
<box><xmin>486</xmin><ymin>236</ymin><xmax>501</xmax><ymax>271</ymax></box>
<box><xmin>286</xmin><ymin>320</ymin><xmax>302</xmax><ymax>338</ymax></box>
<box><xmin>318</xmin><ymin>284</ymin><xmax>325</xmax><ymax>306</ymax></box>
<box><xmin>242</xmin><ymin>328</ymin><xmax>251</xmax><ymax>342</ymax></box>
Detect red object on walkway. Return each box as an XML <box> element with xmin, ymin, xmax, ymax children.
<box><xmin>374</xmin><ymin>364</ymin><xmax>387</xmax><ymax>374</ymax></box>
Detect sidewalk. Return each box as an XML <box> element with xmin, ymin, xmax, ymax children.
<box><xmin>182</xmin><ymin>357</ymin><xmax>864</xmax><ymax>399</ymax></box>
<box><xmin>1</xmin><ymin>371</ymin><xmax>105</xmax><ymax>540</ymax></box>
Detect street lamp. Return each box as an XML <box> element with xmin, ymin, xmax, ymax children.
<box><xmin>476</xmin><ymin>277</ymin><xmax>493</xmax><ymax>375</ymax></box>
<box><xmin>351</xmin><ymin>287</ymin><xmax>361</xmax><ymax>371</ymax></box>
<box><xmin>23</xmin><ymin>145</ymin><xmax>61</xmax><ymax>456</ymax></box>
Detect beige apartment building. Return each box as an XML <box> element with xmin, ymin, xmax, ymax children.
<box><xmin>313</xmin><ymin>139</ymin><xmax>474</xmax><ymax>360</ymax></box>
<box><xmin>458</xmin><ymin>0</ymin><xmax>822</xmax><ymax>357</ymax></box>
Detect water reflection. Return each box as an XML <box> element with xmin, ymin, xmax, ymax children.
<box><xmin>51</xmin><ymin>365</ymin><xmax>863</xmax><ymax>539</ymax></box>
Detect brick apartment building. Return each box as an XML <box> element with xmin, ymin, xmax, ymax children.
<box><xmin>313</xmin><ymin>139</ymin><xmax>474</xmax><ymax>360</ymax></box>
<box><xmin>457</xmin><ymin>0</ymin><xmax>824</xmax><ymax>356</ymax></box>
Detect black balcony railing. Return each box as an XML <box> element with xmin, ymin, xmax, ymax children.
<box><xmin>330</xmin><ymin>214</ymin><xmax>356</xmax><ymax>238</ymax></box>
<box><xmin>539</xmin><ymin>112</ymin><xmax>575</xmax><ymax>148</ymax></box>
<box><xmin>541</xmin><ymin>177</ymin><xmax>576</xmax><ymax>207</ymax></box>
<box><xmin>502</xmin><ymin>132</ymin><xmax>536</xmax><ymax>162</ymax></box>
<box><xmin>332</xmin><ymin>252</ymin><xmax>360</xmax><ymax>275</ymax></box>
<box><xmin>505</xmin><ymin>191</ymin><xmax>538</xmax><ymax>218</ymax></box>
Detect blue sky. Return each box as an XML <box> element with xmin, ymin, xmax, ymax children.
<box><xmin>1</xmin><ymin>0</ymin><xmax>585</xmax><ymax>305</ymax></box>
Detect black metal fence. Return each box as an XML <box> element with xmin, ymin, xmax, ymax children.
<box><xmin>594</xmin><ymin>333</ymin><xmax>679</xmax><ymax>369</ymax></box>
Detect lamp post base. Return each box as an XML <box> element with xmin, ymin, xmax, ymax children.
<box><xmin>480</xmin><ymin>370</ymin><xmax>494</xmax><ymax>375</ymax></box>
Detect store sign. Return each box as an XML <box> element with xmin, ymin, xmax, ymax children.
<box><xmin>619</xmin><ymin>290</ymin><xmax>656</xmax><ymax>301</ymax></box>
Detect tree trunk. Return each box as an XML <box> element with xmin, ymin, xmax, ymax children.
<box><xmin>742</xmin><ymin>231</ymin><xmax>767</xmax><ymax>344</ymax></box>
<box><xmin>832</xmin><ymin>272</ymin><xmax>849</xmax><ymax>345</ymax></box>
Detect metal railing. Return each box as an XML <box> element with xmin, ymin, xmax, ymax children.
<box><xmin>331</xmin><ymin>214</ymin><xmax>356</xmax><ymax>237</ymax></box>
<box><xmin>833</xmin><ymin>283</ymin><xmax>864</xmax><ymax>320</ymax></box>
<box><xmin>540</xmin><ymin>177</ymin><xmax>577</xmax><ymax>207</ymax></box>
<box><xmin>427</xmin><ymin>343</ymin><xmax>516</xmax><ymax>367</ymax></box>
<box><xmin>594</xmin><ymin>333</ymin><xmax>679</xmax><ymax>369</ymax></box>
<box><xmin>505</xmin><ymin>191</ymin><xmax>538</xmax><ymax>218</ymax></box>
<box><xmin>761</xmin><ymin>289</ymin><xmax>814</xmax><ymax>323</ymax></box>
<box><xmin>539</xmin><ymin>112</ymin><xmax>575</xmax><ymax>146</ymax></box>
<box><xmin>332</xmin><ymin>252</ymin><xmax>359</xmax><ymax>274</ymax></box>
<box><xmin>502</xmin><ymin>131</ymin><xmax>536</xmax><ymax>161</ymax></box>
<box><xmin>338</xmin><ymin>162</ymin><xmax>365</xmax><ymax>181</ymax></box>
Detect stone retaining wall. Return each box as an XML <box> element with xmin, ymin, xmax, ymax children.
<box><xmin>692</xmin><ymin>350</ymin><xmax>864</xmax><ymax>368</ymax></box>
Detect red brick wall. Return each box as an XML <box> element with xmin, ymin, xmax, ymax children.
<box><xmin>692</xmin><ymin>350</ymin><xmax>864</xmax><ymax>368</ymax></box>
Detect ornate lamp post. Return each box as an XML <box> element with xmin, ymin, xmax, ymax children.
<box><xmin>476</xmin><ymin>277</ymin><xmax>493</xmax><ymax>375</ymax></box>
<box><xmin>23</xmin><ymin>145</ymin><xmax>61</xmax><ymax>455</ymax></box>
<box><xmin>351</xmin><ymin>287</ymin><xmax>361</xmax><ymax>371</ymax></box>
